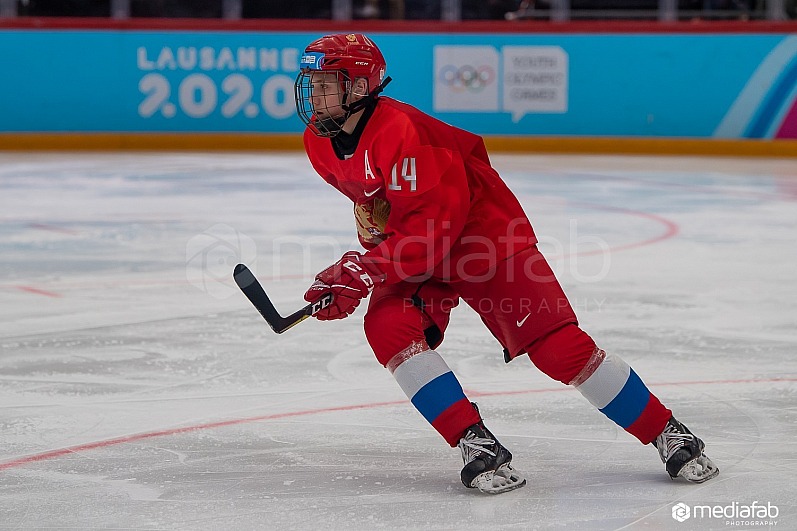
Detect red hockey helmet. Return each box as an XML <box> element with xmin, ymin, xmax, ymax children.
<box><xmin>295</xmin><ymin>34</ymin><xmax>388</xmax><ymax>137</ymax></box>
<box><xmin>304</xmin><ymin>33</ymin><xmax>386</xmax><ymax>94</ymax></box>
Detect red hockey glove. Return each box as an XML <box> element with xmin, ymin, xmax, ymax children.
<box><xmin>304</xmin><ymin>251</ymin><xmax>383</xmax><ymax>320</ymax></box>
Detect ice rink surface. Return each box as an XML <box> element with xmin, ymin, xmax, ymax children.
<box><xmin>0</xmin><ymin>152</ymin><xmax>795</xmax><ymax>530</ymax></box>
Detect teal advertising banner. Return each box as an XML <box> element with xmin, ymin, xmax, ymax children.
<box><xmin>1</xmin><ymin>31</ymin><xmax>795</xmax><ymax>138</ymax></box>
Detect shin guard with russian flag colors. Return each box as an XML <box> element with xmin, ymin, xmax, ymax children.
<box><xmin>569</xmin><ymin>348</ymin><xmax>671</xmax><ymax>444</ymax></box>
<box><xmin>387</xmin><ymin>345</ymin><xmax>480</xmax><ymax>447</ymax></box>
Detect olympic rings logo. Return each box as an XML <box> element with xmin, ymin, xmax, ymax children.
<box><xmin>438</xmin><ymin>64</ymin><xmax>496</xmax><ymax>93</ymax></box>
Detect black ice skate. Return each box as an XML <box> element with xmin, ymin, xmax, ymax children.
<box><xmin>458</xmin><ymin>413</ymin><xmax>526</xmax><ymax>494</ymax></box>
<box><xmin>654</xmin><ymin>416</ymin><xmax>719</xmax><ymax>483</ymax></box>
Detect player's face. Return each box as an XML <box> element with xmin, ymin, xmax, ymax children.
<box><xmin>309</xmin><ymin>72</ymin><xmax>346</xmax><ymax>120</ymax></box>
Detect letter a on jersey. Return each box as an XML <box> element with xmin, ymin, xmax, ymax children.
<box><xmin>364</xmin><ymin>149</ymin><xmax>376</xmax><ymax>180</ymax></box>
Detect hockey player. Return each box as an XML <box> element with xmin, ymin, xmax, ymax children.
<box><xmin>294</xmin><ymin>33</ymin><xmax>719</xmax><ymax>494</ymax></box>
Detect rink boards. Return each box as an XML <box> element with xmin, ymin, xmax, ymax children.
<box><xmin>0</xmin><ymin>20</ymin><xmax>795</xmax><ymax>155</ymax></box>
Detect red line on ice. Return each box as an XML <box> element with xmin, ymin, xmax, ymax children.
<box><xmin>15</xmin><ymin>286</ymin><xmax>62</xmax><ymax>298</ymax></box>
<box><xmin>516</xmin><ymin>195</ymin><xmax>681</xmax><ymax>261</ymax></box>
<box><xmin>565</xmin><ymin>201</ymin><xmax>680</xmax><ymax>258</ymax></box>
<box><xmin>0</xmin><ymin>399</ymin><xmax>407</xmax><ymax>472</ymax></box>
<box><xmin>27</xmin><ymin>223</ymin><xmax>80</xmax><ymax>235</ymax></box>
<box><xmin>1</xmin><ymin>377</ymin><xmax>795</xmax><ymax>472</ymax></box>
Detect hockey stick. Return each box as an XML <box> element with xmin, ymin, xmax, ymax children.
<box><xmin>233</xmin><ymin>264</ymin><xmax>333</xmax><ymax>334</ymax></box>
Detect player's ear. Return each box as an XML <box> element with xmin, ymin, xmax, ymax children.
<box><xmin>352</xmin><ymin>77</ymin><xmax>369</xmax><ymax>98</ymax></box>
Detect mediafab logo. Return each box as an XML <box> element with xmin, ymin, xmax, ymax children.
<box><xmin>672</xmin><ymin>503</ymin><xmax>691</xmax><ymax>522</ymax></box>
<box><xmin>671</xmin><ymin>501</ymin><xmax>779</xmax><ymax>526</ymax></box>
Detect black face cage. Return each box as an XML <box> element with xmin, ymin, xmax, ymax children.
<box><xmin>294</xmin><ymin>69</ymin><xmax>352</xmax><ymax>138</ymax></box>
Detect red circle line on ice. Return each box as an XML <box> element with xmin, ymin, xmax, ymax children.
<box><xmin>3</xmin><ymin>199</ymin><xmax>680</xmax><ymax>298</ymax></box>
<box><xmin>1</xmin><ymin>376</ymin><xmax>795</xmax><ymax>472</ymax></box>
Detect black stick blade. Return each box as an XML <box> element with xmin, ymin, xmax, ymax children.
<box><xmin>233</xmin><ymin>264</ymin><xmax>332</xmax><ymax>334</ymax></box>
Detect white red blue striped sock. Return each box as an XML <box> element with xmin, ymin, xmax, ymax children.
<box><xmin>570</xmin><ymin>348</ymin><xmax>666</xmax><ymax>440</ymax></box>
<box><xmin>388</xmin><ymin>343</ymin><xmax>479</xmax><ymax>446</ymax></box>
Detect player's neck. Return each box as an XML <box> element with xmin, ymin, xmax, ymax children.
<box><xmin>341</xmin><ymin>108</ymin><xmax>366</xmax><ymax>135</ymax></box>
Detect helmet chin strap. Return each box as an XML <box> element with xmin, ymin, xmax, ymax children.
<box><xmin>315</xmin><ymin>115</ymin><xmax>347</xmax><ymax>136</ymax></box>
<box><xmin>313</xmin><ymin>76</ymin><xmax>391</xmax><ymax>137</ymax></box>
<box><xmin>342</xmin><ymin>77</ymin><xmax>392</xmax><ymax>115</ymax></box>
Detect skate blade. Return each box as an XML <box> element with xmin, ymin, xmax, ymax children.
<box><xmin>677</xmin><ymin>454</ymin><xmax>719</xmax><ymax>483</ymax></box>
<box><xmin>473</xmin><ymin>464</ymin><xmax>527</xmax><ymax>494</ymax></box>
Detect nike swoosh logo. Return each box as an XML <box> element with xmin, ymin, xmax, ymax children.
<box><xmin>364</xmin><ymin>186</ymin><xmax>382</xmax><ymax>197</ymax></box>
<box><xmin>516</xmin><ymin>313</ymin><xmax>531</xmax><ymax>327</ymax></box>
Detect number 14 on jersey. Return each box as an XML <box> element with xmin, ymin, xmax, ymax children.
<box><xmin>389</xmin><ymin>157</ymin><xmax>417</xmax><ymax>192</ymax></box>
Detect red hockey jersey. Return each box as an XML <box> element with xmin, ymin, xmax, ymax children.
<box><xmin>303</xmin><ymin>97</ymin><xmax>537</xmax><ymax>285</ymax></box>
